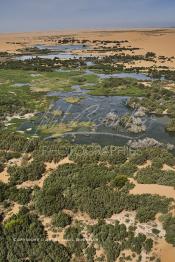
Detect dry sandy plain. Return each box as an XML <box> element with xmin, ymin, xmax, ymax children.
<box><xmin>0</xmin><ymin>28</ymin><xmax>175</xmax><ymax>55</ymax></box>
<box><xmin>1</xmin><ymin>28</ymin><xmax>175</xmax><ymax>70</ymax></box>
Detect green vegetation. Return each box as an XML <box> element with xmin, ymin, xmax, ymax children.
<box><xmin>89</xmin><ymin>220</ymin><xmax>153</xmax><ymax>261</ymax></box>
<box><xmin>88</xmin><ymin>77</ymin><xmax>146</xmax><ymax>96</ymax></box>
<box><xmin>33</xmin><ymin>149</ymin><xmax>171</xmax><ymax>221</ymax></box>
<box><xmin>64</xmin><ymin>226</ymin><xmax>88</xmax><ymax>256</ymax></box>
<box><xmin>18</xmin><ymin>46</ymin><xmax>51</xmax><ymax>55</ymax></box>
<box><xmin>1</xmin><ymin>207</ymin><xmax>71</xmax><ymax>261</ymax></box>
<box><xmin>111</xmin><ymin>175</ymin><xmax>128</xmax><ymax>188</ymax></box>
<box><xmin>52</xmin><ymin>212</ymin><xmax>72</xmax><ymax>228</ymax></box>
<box><xmin>0</xmin><ymin>124</ymin><xmax>173</xmax><ymax>261</ymax></box>
<box><xmin>136</xmin><ymin>167</ymin><xmax>175</xmax><ymax>187</ymax></box>
<box><xmin>161</xmin><ymin>214</ymin><xmax>175</xmax><ymax>246</ymax></box>
<box><xmin>38</xmin><ymin>121</ymin><xmax>95</xmax><ymax>137</ymax></box>
<box><xmin>64</xmin><ymin>96</ymin><xmax>82</xmax><ymax>104</ymax></box>
<box><xmin>128</xmin><ymin>82</ymin><xmax>175</xmax><ymax>117</ymax></box>
<box><xmin>7</xmin><ymin>187</ymin><xmax>32</xmax><ymax>205</ymax></box>
<box><xmin>130</xmin><ymin>147</ymin><xmax>175</xmax><ymax>166</ymax></box>
<box><xmin>166</xmin><ymin>118</ymin><xmax>175</xmax><ymax>132</ymax></box>
<box><xmin>0</xmin><ymin>69</ymin><xmax>98</xmax><ymax>133</ymax></box>
<box><xmin>0</xmin><ymin>69</ymin><xmax>49</xmax><ymax>124</ymax></box>
<box><xmin>145</xmin><ymin>52</ymin><xmax>156</xmax><ymax>59</ymax></box>
<box><xmin>130</xmin><ymin>147</ymin><xmax>175</xmax><ymax>187</ymax></box>
<box><xmin>8</xmin><ymin>160</ymin><xmax>46</xmax><ymax>184</ymax></box>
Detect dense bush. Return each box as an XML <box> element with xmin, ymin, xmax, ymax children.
<box><xmin>0</xmin><ymin>162</ymin><xmax>4</xmax><ymax>172</ymax></box>
<box><xmin>0</xmin><ymin>130</ymin><xmax>173</xmax><ymax>260</ymax></box>
<box><xmin>0</xmin><ymin>132</ymin><xmax>39</xmax><ymax>153</ymax></box>
<box><xmin>0</xmin><ymin>182</ymin><xmax>8</xmax><ymax>202</ymax></box>
<box><xmin>1</xmin><ymin>207</ymin><xmax>71</xmax><ymax>261</ymax></box>
<box><xmin>34</xmin><ymin>187</ymin><xmax>68</xmax><ymax>216</ymax></box>
<box><xmin>69</xmin><ymin>144</ymin><xmax>127</xmax><ymax>165</ymax></box>
<box><xmin>7</xmin><ymin>187</ymin><xmax>32</xmax><ymax>205</ymax></box>
<box><xmin>88</xmin><ymin>220</ymin><xmax>153</xmax><ymax>261</ymax></box>
<box><xmin>8</xmin><ymin>160</ymin><xmax>46</xmax><ymax>184</ymax></box>
<box><xmin>64</xmin><ymin>226</ymin><xmax>87</xmax><ymax>256</ymax></box>
<box><xmin>111</xmin><ymin>175</ymin><xmax>128</xmax><ymax>188</ymax></box>
<box><xmin>52</xmin><ymin>212</ymin><xmax>72</xmax><ymax>228</ymax></box>
<box><xmin>136</xmin><ymin>167</ymin><xmax>175</xmax><ymax>187</ymax></box>
<box><xmin>161</xmin><ymin>214</ymin><xmax>175</xmax><ymax>246</ymax></box>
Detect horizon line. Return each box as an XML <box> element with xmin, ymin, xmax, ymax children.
<box><xmin>0</xmin><ymin>25</ymin><xmax>175</xmax><ymax>35</ymax></box>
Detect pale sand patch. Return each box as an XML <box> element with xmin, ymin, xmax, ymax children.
<box><xmin>6</xmin><ymin>113</ymin><xmax>35</xmax><ymax>122</ymax></box>
<box><xmin>16</xmin><ymin>157</ymin><xmax>74</xmax><ymax>189</ymax></box>
<box><xmin>154</xmin><ymin>239</ymin><xmax>175</xmax><ymax>262</ymax></box>
<box><xmin>129</xmin><ymin>178</ymin><xmax>175</xmax><ymax>200</ymax></box>
<box><xmin>3</xmin><ymin>202</ymin><xmax>22</xmax><ymax>221</ymax></box>
<box><xmin>164</xmin><ymin>82</ymin><xmax>175</xmax><ymax>92</ymax></box>
<box><xmin>137</xmin><ymin>160</ymin><xmax>152</xmax><ymax>170</ymax></box>
<box><xmin>105</xmin><ymin>211</ymin><xmax>135</xmax><ymax>229</ymax></box>
<box><xmin>162</xmin><ymin>164</ymin><xmax>175</xmax><ymax>172</ymax></box>
<box><xmin>162</xmin><ymin>109</ymin><xmax>168</xmax><ymax>115</ymax></box>
<box><xmin>116</xmin><ymin>249</ymin><xmax>138</xmax><ymax>262</ymax></box>
<box><xmin>95</xmin><ymin>245</ymin><xmax>106</xmax><ymax>261</ymax></box>
<box><xmin>63</xmin><ymin>209</ymin><xmax>97</xmax><ymax>226</ymax></box>
<box><xmin>125</xmin><ymin>59</ymin><xmax>175</xmax><ymax>70</ymax></box>
<box><xmin>39</xmin><ymin>215</ymin><xmax>66</xmax><ymax>246</ymax></box>
<box><xmin>8</xmin><ymin>157</ymin><xmax>23</xmax><ymax>167</ymax></box>
<box><xmin>45</xmin><ymin>156</ymin><xmax>74</xmax><ymax>171</ymax></box>
<box><xmin>105</xmin><ymin>210</ymin><xmax>165</xmax><ymax>238</ymax></box>
<box><xmin>7</xmin><ymin>153</ymin><xmax>32</xmax><ymax>167</ymax></box>
<box><xmin>0</xmin><ymin>167</ymin><xmax>9</xmax><ymax>183</ymax></box>
<box><xmin>142</xmin><ymin>81</ymin><xmax>151</xmax><ymax>87</ymax></box>
<box><xmin>16</xmin><ymin>180</ymin><xmax>39</xmax><ymax>189</ymax></box>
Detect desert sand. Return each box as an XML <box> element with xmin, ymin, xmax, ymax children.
<box><xmin>1</xmin><ymin>28</ymin><xmax>175</xmax><ymax>69</ymax></box>
<box><xmin>155</xmin><ymin>239</ymin><xmax>175</xmax><ymax>262</ymax></box>
<box><xmin>0</xmin><ymin>28</ymin><xmax>175</xmax><ymax>57</ymax></box>
<box><xmin>0</xmin><ymin>167</ymin><xmax>10</xmax><ymax>183</ymax></box>
<box><xmin>129</xmin><ymin>178</ymin><xmax>175</xmax><ymax>200</ymax></box>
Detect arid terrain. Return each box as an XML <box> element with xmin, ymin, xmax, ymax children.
<box><xmin>1</xmin><ymin>28</ymin><xmax>175</xmax><ymax>68</ymax></box>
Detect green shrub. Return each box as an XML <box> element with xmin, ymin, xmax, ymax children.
<box><xmin>52</xmin><ymin>212</ymin><xmax>72</xmax><ymax>228</ymax></box>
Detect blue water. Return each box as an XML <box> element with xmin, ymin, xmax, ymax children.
<box><xmin>18</xmin><ymin>84</ymin><xmax>175</xmax><ymax>146</ymax></box>
<box><xmin>16</xmin><ymin>44</ymin><xmax>94</xmax><ymax>60</ymax></box>
<box><xmin>84</xmin><ymin>69</ymin><xmax>154</xmax><ymax>81</ymax></box>
<box><xmin>16</xmin><ymin>53</ymin><xmax>96</xmax><ymax>60</ymax></box>
<box><xmin>97</xmin><ymin>72</ymin><xmax>153</xmax><ymax>81</ymax></box>
<box><xmin>35</xmin><ymin>44</ymin><xmax>88</xmax><ymax>51</ymax></box>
